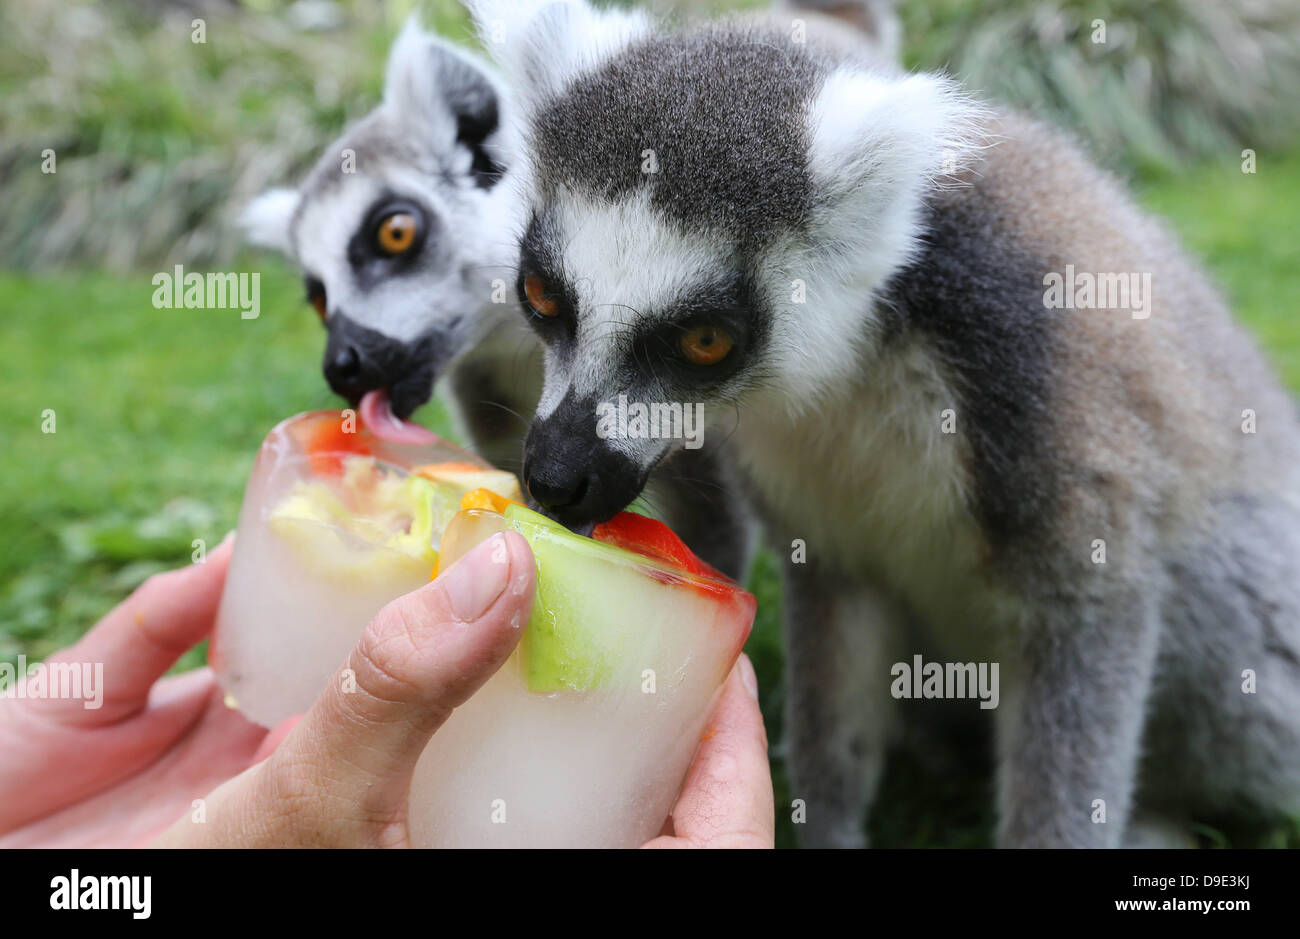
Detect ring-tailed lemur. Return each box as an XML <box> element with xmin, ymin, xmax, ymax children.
<box><xmin>241</xmin><ymin>3</ymin><xmax>897</xmax><ymax>579</ymax></box>
<box><xmin>471</xmin><ymin>0</ymin><xmax>1300</xmax><ymax>847</ymax></box>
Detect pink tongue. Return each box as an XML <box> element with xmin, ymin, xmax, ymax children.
<box><xmin>359</xmin><ymin>389</ymin><xmax>440</xmax><ymax>445</ymax></box>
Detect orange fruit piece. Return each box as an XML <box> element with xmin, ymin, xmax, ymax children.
<box><xmin>460</xmin><ymin>488</ymin><xmax>521</xmax><ymax>514</ymax></box>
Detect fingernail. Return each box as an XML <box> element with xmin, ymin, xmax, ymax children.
<box><xmin>439</xmin><ymin>533</ymin><xmax>511</xmax><ymax>622</ymax></box>
<box><xmin>219</xmin><ymin>529</ymin><xmax>236</xmax><ymax>548</ymax></box>
<box><xmin>738</xmin><ymin>654</ymin><xmax>759</xmax><ymax>700</ymax></box>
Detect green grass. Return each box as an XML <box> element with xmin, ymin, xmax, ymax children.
<box><xmin>899</xmin><ymin>0</ymin><xmax>1300</xmax><ymax>175</ymax></box>
<box><xmin>3</xmin><ymin>151</ymin><xmax>1298</xmax><ymax>847</ymax></box>
<box><xmin>0</xmin><ymin>261</ymin><xmax>453</xmax><ymax>669</ymax></box>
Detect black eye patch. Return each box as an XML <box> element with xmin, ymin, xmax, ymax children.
<box><xmin>302</xmin><ymin>274</ymin><xmax>327</xmax><ymax>321</ymax></box>
<box><xmin>346</xmin><ymin>193</ymin><xmax>432</xmax><ymax>287</ymax></box>
<box><xmin>629</xmin><ymin>270</ymin><xmax>765</xmax><ymax>387</ymax></box>
<box><xmin>515</xmin><ymin>266</ymin><xmax>578</xmax><ymax>341</ymax></box>
<box><xmin>636</xmin><ymin>309</ymin><xmax>751</xmax><ymax>384</ymax></box>
<box><xmin>517</xmin><ymin>213</ymin><xmax>577</xmax><ymax>341</ymax></box>
<box><xmin>303</xmin><ymin>275</ymin><xmax>325</xmax><ymax>304</ymax></box>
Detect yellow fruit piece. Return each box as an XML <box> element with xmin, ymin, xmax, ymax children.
<box><xmin>269</xmin><ymin>455</ymin><xmax>445</xmax><ymax>581</ymax></box>
<box><xmin>412</xmin><ymin>463</ymin><xmax>524</xmax><ymax>503</ymax></box>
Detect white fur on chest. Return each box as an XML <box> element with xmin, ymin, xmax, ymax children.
<box><xmin>735</xmin><ymin>340</ymin><xmax>1016</xmax><ymax>656</ymax></box>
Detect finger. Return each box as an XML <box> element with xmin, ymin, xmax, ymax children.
<box><xmin>265</xmin><ymin>531</ymin><xmax>535</xmax><ymax>834</ymax></box>
<box><xmin>0</xmin><ymin>668</ymin><xmax>221</xmax><ymax>834</ymax></box>
<box><xmin>35</xmin><ymin>535</ymin><xmax>235</xmax><ymax>725</ymax></box>
<box><xmin>648</xmin><ymin>654</ymin><xmax>774</xmax><ymax>849</ymax></box>
<box><xmin>252</xmin><ymin>715</ymin><xmax>302</xmax><ymax>764</ymax></box>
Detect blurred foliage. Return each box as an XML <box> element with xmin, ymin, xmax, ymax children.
<box><xmin>0</xmin><ymin>0</ymin><xmax>471</xmax><ymax>271</ymax></box>
<box><xmin>901</xmin><ymin>0</ymin><xmax>1300</xmax><ymax>175</ymax></box>
<box><xmin>3</xmin><ymin>0</ymin><xmax>1300</xmax><ymax>270</ymax></box>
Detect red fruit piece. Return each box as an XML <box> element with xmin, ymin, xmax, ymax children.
<box><xmin>291</xmin><ymin>412</ymin><xmax>371</xmax><ymax>475</ymax></box>
<box><xmin>592</xmin><ymin>511</ymin><xmax>720</xmax><ymax>580</ymax></box>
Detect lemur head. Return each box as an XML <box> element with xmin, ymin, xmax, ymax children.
<box><xmin>242</xmin><ymin>19</ymin><xmax>518</xmax><ymax>425</ymax></box>
<box><xmin>470</xmin><ymin>0</ymin><xmax>983</xmax><ymax>528</ymax></box>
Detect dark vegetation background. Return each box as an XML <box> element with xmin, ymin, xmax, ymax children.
<box><xmin>2</xmin><ymin>0</ymin><xmax>1298</xmax><ymax>846</ymax></box>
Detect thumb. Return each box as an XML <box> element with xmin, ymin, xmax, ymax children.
<box><xmin>266</xmin><ymin>530</ymin><xmax>535</xmax><ymax>833</ymax></box>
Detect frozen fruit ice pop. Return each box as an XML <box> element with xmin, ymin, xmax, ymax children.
<box><xmin>212</xmin><ymin>411</ymin><xmax>517</xmax><ymax>728</ymax></box>
<box><xmin>407</xmin><ymin>502</ymin><xmax>756</xmax><ymax>848</ymax></box>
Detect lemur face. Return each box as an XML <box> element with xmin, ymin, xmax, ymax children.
<box><xmin>289</xmin><ymin>115</ymin><xmax>506</xmax><ymax>420</ymax></box>
<box><xmin>242</xmin><ymin>23</ymin><xmax>517</xmax><ymax>421</ymax></box>
<box><xmin>509</xmin><ymin>27</ymin><xmax>824</xmax><ymax>527</ymax></box>
<box><xmin>516</xmin><ymin>191</ymin><xmax>768</xmax><ymax>529</ymax></box>
<box><xmin>489</xmin><ymin>2</ymin><xmax>981</xmax><ymax>528</ymax></box>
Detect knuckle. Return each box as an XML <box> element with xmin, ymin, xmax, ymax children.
<box><xmin>258</xmin><ymin>756</ymin><xmax>402</xmax><ymax>848</ymax></box>
<box><xmin>348</xmin><ymin>604</ymin><xmax>432</xmax><ymax>705</ymax></box>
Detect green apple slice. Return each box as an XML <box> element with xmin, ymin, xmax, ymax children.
<box><xmin>504</xmin><ymin>504</ymin><xmax>612</xmax><ymax>692</ymax></box>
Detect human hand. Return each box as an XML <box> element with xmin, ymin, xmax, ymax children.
<box><xmin>0</xmin><ymin>535</ymin><xmax>278</xmax><ymax>847</ymax></box>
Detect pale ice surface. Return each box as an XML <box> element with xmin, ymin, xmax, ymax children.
<box><xmin>213</xmin><ymin>508</ymin><xmax>431</xmax><ymax>728</ymax></box>
<box><xmin>409</xmin><ymin>659</ymin><xmax>726</xmax><ymax>848</ymax></box>
<box><xmin>409</xmin><ymin>512</ymin><xmax>748</xmax><ymax>847</ymax></box>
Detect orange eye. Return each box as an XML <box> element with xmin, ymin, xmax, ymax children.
<box><xmin>310</xmin><ymin>291</ymin><xmax>327</xmax><ymax>321</ymax></box>
<box><xmin>376</xmin><ymin>212</ymin><xmax>418</xmax><ymax>255</ymax></box>
<box><xmin>524</xmin><ymin>275</ymin><xmax>558</xmax><ymax>317</ymax></box>
<box><xmin>680</xmin><ymin>325</ymin><xmax>733</xmax><ymax>366</ymax></box>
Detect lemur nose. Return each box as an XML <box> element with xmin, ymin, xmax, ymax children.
<box><xmin>325</xmin><ymin>345</ymin><xmax>363</xmax><ymax>389</ymax></box>
<box><xmin>524</xmin><ymin>462</ymin><xmax>590</xmax><ymax>511</ymax></box>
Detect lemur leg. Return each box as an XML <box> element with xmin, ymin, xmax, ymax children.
<box><xmin>645</xmin><ymin>445</ymin><xmax>754</xmax><ymax>581</ymax></box>
<box><xmin>781</xmin><ymin>554</ymin><xmax>905</xmax><ymax>847</ymax></box>
<box><xmin>995</xmin><ymin>580</ymin><xmax>1162</xmax><ymax>848</ymax></box>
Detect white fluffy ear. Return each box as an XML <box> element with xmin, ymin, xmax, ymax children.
<box><xmin>240</xmin><ymin>187</ymin><xmax>299</xmax><ymax>256</ymax></box>
<box><xmin>383</xmin><ymin>16</ymin><xmax>508</xmax><ymax>162</ymax></box>
<box><xmin>808</xmin><ymin>70</ymin><xmax>987</xmax><ymax>202</ymax></box>
<box><xmin>467</xmin><ymin>0</ymin><xmax>649</xmax><ymax>108</ymax></box>
<box><xmin>805</xmin><ymin>70</ymin><xmax>989</xmax><ymax>274</ymax></box>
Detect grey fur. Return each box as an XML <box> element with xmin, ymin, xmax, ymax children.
<box><xmin>532</xmin><ymin>28</ymin><xmax>825</xmax><ymax>243</ymax></box>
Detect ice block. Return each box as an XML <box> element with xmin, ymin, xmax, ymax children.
<box><xmin>214</xmin><ymin>411</ymin><xmax>757</xmax><ymax>847</ymax></box>
<box><xmin>212</xmin><ymin>411</ymin><xmax>519</xmax><ymax>728</ymax></box>
<box><xmin>408</xmin><ymin>503</ymin><xmax>755</xmax><ymax>847</ymax></box>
